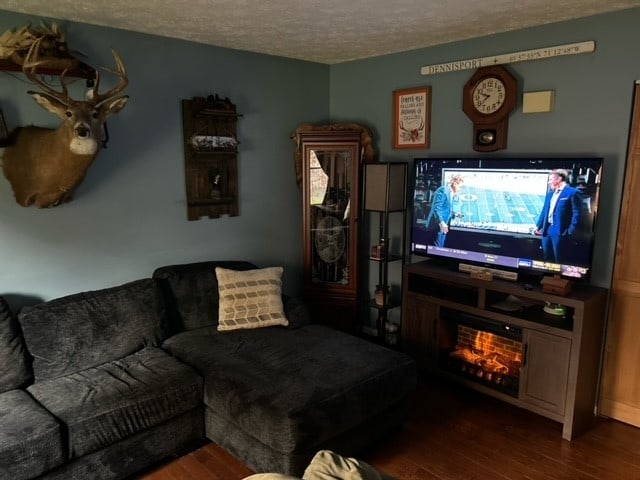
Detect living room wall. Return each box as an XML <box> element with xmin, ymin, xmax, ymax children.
<box><xmin>0</xmin><ymin>10</ymin><xmax>329</xmax><ymax>310</ymax></box>
<box><xmin>1</xmin><ymin>8</ymin><xmax>638</xmax><ymax>310</ymax></box>
<box><xmin>330</xmin><ymin>7</ymin><xmax>640</xmax><ymax>290</ymax></box>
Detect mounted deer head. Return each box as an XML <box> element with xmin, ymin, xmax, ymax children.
<box><xmin>1</xmin><ymin>38</ymin><xmax>128</xmax><ymax>207</ymax></box>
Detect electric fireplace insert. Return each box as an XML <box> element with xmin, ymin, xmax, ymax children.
<box><xmin>439</xmin><ymin>309</ymin><xmax>523</xmax><ymax>397</ymax></box>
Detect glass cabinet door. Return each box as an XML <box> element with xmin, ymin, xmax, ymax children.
<box><xmin>308</xmin><ymin>147</ymin><xmax>352</xmax><ymax>285</ymax></box>
<box><xmin>300</xmin><ymin>131</ymin><xmax>363</xmax><ymax>330</ymax></box>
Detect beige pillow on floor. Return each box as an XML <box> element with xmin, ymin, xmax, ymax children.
<box><xmin>241</xmin><ymin>450</ymin><xmax>393</xmax><ymax>480</ymax></box>
<box><xmin>216</xmin><ymin>266</ymin><xmax>288</xmax><ymax>331</ymax></box>
<box><xmin>242</xmin><ymin>475</ymin><xmax>300</xmax><ymax>480</ymax></box>
<box><xmin>303</xmin><ymin>450</ymin><xmax>393</xmax><ymax>480</ymax></box>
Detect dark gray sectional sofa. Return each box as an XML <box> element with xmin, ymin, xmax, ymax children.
<box><xmin>0</xmin><ymin>261</ymin><xmax>416</xmax><ymax>479</ymax></box>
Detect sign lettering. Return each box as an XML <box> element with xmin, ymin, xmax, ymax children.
<box><xmin>420</xmin><ymin>41</ymin><xmax>595</xmax><ymax>76</ymax></box>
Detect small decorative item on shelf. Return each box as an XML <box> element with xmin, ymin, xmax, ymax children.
<box><xmin>385</xmin><ymin>322</ymin><xmax>399</xmax><ymax>346</ymax></box>
<box><xmin>375</xmin><ymin>284</ymin><xmax>391</xmax><ymax>307</ymax></box>
<box><xmin>370</xmin><ymin>244</ymin><xmax>384</xmax><ymax>260</ymax></box>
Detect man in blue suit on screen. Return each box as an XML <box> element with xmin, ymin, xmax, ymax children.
<box><xmin>426</xmin><ymin>174</ymin><xmax>464</xmax><ymax>248</ymax></box>
<box><xmin>534</xmin><ymin>169</ymin><xmax>582</xmax><ymax>263</ymax></box>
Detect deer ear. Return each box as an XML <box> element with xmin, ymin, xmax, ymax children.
<box><xmin>101</xmin><ymin>95</ymin><xmax>129</xmax><ymax>117</ymax></box>
<box><xmin>28</xmin><ymin>92</ymin><xmax>69</xmax><ymax>118</ymax></box>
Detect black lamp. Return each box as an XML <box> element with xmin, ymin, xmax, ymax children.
<box><xmin>364</xmin><ymin>162</ymin><xmax>407</xmax><ymax>212</ymax></box>
<box><xmin>364</xmin><ymin>162</ymin><xmax>407</xmax><ymax>343</ymax></box>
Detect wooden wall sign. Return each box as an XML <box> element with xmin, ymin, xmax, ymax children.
<box><xmin>421</xmin><ymin>41</ymin><xmax>595</xmax><ymax>76</ymax></box>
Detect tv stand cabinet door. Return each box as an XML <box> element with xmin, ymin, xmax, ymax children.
<box><xmin>402</xmin><ymin>294</ymin><xmax>439</xmax><ymax>369</ymax></box>
<box><xmin>520</xmin><ymin>330</ymin><xmax>571</xmax><ymax>418</ymax></box>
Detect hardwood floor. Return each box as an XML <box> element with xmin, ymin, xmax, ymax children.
<box><xmin>136</xmin><ymin>375</ymin><xmax>640</xmax><ymax>480</ymax></box>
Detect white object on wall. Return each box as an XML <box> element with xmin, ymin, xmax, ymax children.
<box><xmin>421</xmin><ymin>41</ymin><xmax>595</xmax><ymax>76</ymax></box>
<box><xmin>523</xmin><ymin>91</ymin><xmax>555</xmax><ymax>113</ymax></box>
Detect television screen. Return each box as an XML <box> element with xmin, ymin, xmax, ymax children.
<box><xmin>411</xmin><ymin>157</ymin><xmax>603</xmax><ymax>280</ymax></box>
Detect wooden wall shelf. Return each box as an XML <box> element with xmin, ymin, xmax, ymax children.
<box><xmin>181</xmin><ymin>95</ymin><xmax>241</xmax><ymax>220</ymax></box>
<box><xmin>0</xmin><ymin>58</ymin><xmax>96</xmax><ymax>79</ymax></box>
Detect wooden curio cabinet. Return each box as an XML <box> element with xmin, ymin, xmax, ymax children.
<box><xmin>181</xmin><ymin>95</ymin><xmax>240</xmax><ymax>220</ymax></box>
<box><xmin>297</xmin><ymin>128</ymin><xmax>370</xmax><ymax>333</ymax></box>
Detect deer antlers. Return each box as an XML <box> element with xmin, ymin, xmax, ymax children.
<box><xmin>88</xmin><ymin>50</ymin><xmax>128</xmax><ymax>105</ymax></box>
<box><xmin>22</xmin><ymin>37</ymin><xmax>128</xmax><ymax>108</ymax></box>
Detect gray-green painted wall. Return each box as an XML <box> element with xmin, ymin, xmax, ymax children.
<box><xmin>330</xmin><ymin>7</ymin><xmax>640</xmax><ymax>289</ymax></box>
<box><xmin>1</xmin><ymin>8</ymin><xmax>638</xmax><ymax>309</ymax></box>
<box><xmin>0</xmin><ymin>10</ymin><xmax>328</xmax><ymax>309</ymax></box>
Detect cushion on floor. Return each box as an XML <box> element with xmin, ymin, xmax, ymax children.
<box><xmin>242</xmin><ymin>449</ymin><xmax>394</xmax><ymax>480</ymax></box>
<box><xmin>27</xmin><ymin>347</ymin><xmax>202</xmax><ymax>459</ymax></box>
<box><xmin>0</xmin><ymin>389</ymin><xmax>64</xmax><ymax>480</ymax></box>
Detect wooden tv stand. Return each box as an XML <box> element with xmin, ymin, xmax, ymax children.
<box><xmin>401</xmin><ymin>260</ymin><xmax>609</xmax><ymax>440</ymax></box>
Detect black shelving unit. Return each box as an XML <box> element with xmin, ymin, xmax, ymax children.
<box><xmin>362</xmin><ymin>162</ymin><xmax>408</xmax><ymax>346</ymax></box>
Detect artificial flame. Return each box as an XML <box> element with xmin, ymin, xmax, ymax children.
<box><xmin>451</xmin><ymin>329</ymin><xmax>521</xmax><ymax>376</ymax></box>
<box><xmin>475</xmin><ymin>330</ymin><xmax>495</xmax><ymax>354</ymax></box>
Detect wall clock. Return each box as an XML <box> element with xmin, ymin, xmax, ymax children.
<box><xmin>462</xmin><ymin>65</ymin><xmax>517</xmax><ymax>152</ymax></box>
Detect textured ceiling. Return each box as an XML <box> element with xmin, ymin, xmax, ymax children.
<box><xmin>1</xmin><ymin>0</ymin><xmax>640</xmax><ymax>64</ymax></box>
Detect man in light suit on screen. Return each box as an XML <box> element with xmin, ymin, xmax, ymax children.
<box><xmin>426</xmin><ymin>174</ymin><xmax>464</xmax><ymax>248</ymax></box>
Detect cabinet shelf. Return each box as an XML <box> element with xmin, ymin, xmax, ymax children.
<box><xmin>402</xmin><ymin>259</ymin><xmax>608</xmax><ymax>440</ymax></box>
<box><xmin>190</xmin><ymin>151</ymin><xmax>239</xmax><ymax>159</ymax></box>
<box><xmin>369</xmin><ymin>253</ymin><xmax>403</xmax><ymax>262</ymax></box>
<box><xmin>368</xmin><ymin>299</ymin><xmax>399</xmax><ymax>309</ymax></box>
<box><xmin>188</xmin><ymin>197</ymin><xmax>235</xmax><ymax>206</ymax></box>
<box><xmin>195</xmin><ymin>110</ymin><xmax>241</xmax><ymax>118</ymax></box>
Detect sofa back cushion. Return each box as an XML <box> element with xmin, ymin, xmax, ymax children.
<box><xmin>152</xmin><ymin>261</ymin><xmax>257</xmax><ymax>332</ymax></box>
<box><xmin>18</xmin><ymin>279</ymin><xmax>168</xmax><ymax>382</ymax></box>
<box><xmin>0</xmin><ymin>296</ymin><xmax>32</xmax><ymax>392</ymax></box>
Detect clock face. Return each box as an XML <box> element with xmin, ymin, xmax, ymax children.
<box><xmin>314</xmin><ymin>215</ymin><xmax>345</xmax><ymax>264</ymax></box>
<box><xmin>472</xmin><ymin>77</ymin><xmax>506</xmax><ymax>115</ymax></box>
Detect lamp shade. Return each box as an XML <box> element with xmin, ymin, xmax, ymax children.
<box><xmin>364</xmin><ymin>162</ymin><xmax>407</xmax><ymax>212</ymax></box>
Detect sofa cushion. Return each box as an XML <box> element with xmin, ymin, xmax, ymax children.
<box><xmin>216</xmin><ymin>266</ymin><xmax>288</xmax><ymax>331</ymax></box>
<box><xmin>0</xmin><ymin>389</ymin><xmax>64</xmax><ymax>480</ymax></box>
<box><xmin>0</xmin><ymin>297</ymin><xmax>32</xmax><ymax>393</ymax></box>
<box><xmin>18</xmin><ymin>278</ymin><xmax>168</xmax><ymax>382</ymax></box>
<box><xmin>27</xmin><ymin>347</ymin><xmax>203</xmax><ymax>459</ymax></box>
<box><xmin>153</xmin><ymin>261</ymin><xmax>257</xmax><ymax>332</ymax></box>
<box><xmin>163</xmin><ymin>324</ymin><xmax>416</xmax><ymax>453</ymax></box>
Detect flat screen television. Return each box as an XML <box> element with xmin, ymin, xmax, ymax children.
<box><xmin>411</xmin><ymin>157</ymin><xmax>603</xmax><ymax>281</ymax></box>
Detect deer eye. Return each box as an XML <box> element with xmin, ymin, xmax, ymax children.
<box><xmin>65</xmin><ymin>111</ymin><xmax>72</xmax><ymax>118</ymax></box>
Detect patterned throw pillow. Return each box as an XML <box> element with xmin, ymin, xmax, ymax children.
<box><xmin>216</xmin><ymin>267</ymin><xmax>288</xmax><ymax>331</ymax></box>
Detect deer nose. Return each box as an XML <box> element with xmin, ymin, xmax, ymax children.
<box><xmin>75</xmin><ymin>125</ymin><xmax>91</xmax><ymax>138</ymax></box>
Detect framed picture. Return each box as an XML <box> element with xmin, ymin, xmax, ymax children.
<box><xmin>393</xmin><ymin>86</ymin><xmax>431</xmax><ymax>149</ymax></box>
